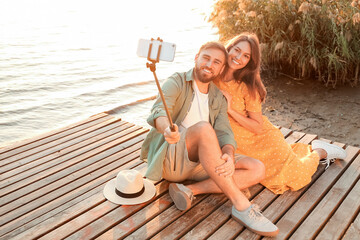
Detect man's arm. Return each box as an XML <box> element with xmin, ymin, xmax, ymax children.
<box><xmin>154</xmin><ymin>116</ymin><xmax>171</xmax><ymax>134</ymax></box>
<box><xmin>221</xmin><ymin>144</ymin><xmax>235</xmax><ymax>162</ymax></box>
<box><xmin>213</xmin><ymin>92</ymin><xmax>237</xmax><ymax>150</ymax></box>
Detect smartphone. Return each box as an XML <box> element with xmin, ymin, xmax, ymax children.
<box><xmin>137</xmin><ymin>39</ymin><xmax>176</xmax><ymax>62</ymax></box>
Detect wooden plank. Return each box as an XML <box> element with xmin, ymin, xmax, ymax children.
<box><xmin>206</xmin><ymin>131</ymin><xmax>309</xmax><ymax>239</ymax></box>
<box><xmin>0</xmin><ymin>112</ymin><xmax>112</xmax><ymax>159</ymax></box>
<box><xmin>37</xmin><ymin>179</ymin><xmax>166</xmax><ymax>240</ymax></box>
<box><xmin>316</xmin><ymin>177</ymin><xmax>360</xmax><ymax>239</ymax></box>
<box><xmin>342</xmin><ymin>226</ymin><xmax>360</xmax><ymax>240</ymax></box>
<box><xmin>208</xmin><ymin>189</ymin><xmax>277</xmax><ymax>239</ymax></box>
<box><xmin>0</xmin><ymin>126</ymin><xmax>146</xmax><ymax>204</ymax></box>
<box><xmin>342</xmin><ymin>213</ymin><xmax>360</xmax><ymax>240</ymax></box>
<box><xmin>279</xmin><ymin>127</ymin><xmax>292</xmax><ymax>138</ymax></box>
<box><xmin>2</xmin><ymin>161</ymin><xmax>147</xmax><ymax>240</ymax></box>
<box><xmin>0</xmin><ymin>151</ymin><xmax>144</xmax><ymax>238</ymax></box>
<box><xmin>0</xmin><ymin>132</ymin><xmax>145</xmax><ymax>217</ymax></box>
<box><xmin>268</xmin><ymin>145</ymin><xmax>359</xmax><ymax>240</ymax></box>
<box><xmin>0</xmin><ymin>137</ymin><xmax>146</xmax><ymax>235</ymax></box>
<box><xmin>0</xmin><ymin>116</ymin><xmax>123</xmax><ymax>172</ymax></box>
<box><xmin>0</xmin><ymin>122</ymin><xmax>135</xmax><ymax>195</ymax></box>
<box><xmin>0</xmin><ymin>119</ymin><xmax>128</xmax><ymax>184</ymax></box>
<box><xmin>283</xmin><ymin>131</ymin><xmax>306</xmax><ymax>144</ymax></box>
<box><xmin>63</xmin><ymin>185</ymin><xmax>170</xmax><ymax>239</ymax></box>
<box><xmin>151</xmin><ymin>194</ymin><xmax>228</xmax><ymax>240</ymax></box>
<box><xmin>66</xmin><ymin>182</ymin><xmax>173</xmax><ymax>240</ymax></box>
<box><xmin>180</xmin><ymin>185</ymin><xmax>264</xmax><ymax>240</ymax></box>
<box><xmin>290</xmin><ymin>149</ymin><xmax>360</xmax><ymax>239</ymax></box>
<box><xmin>97</xmin><ymin>195</ymin><xmax>210</xmax><ymax>239</ymax></box>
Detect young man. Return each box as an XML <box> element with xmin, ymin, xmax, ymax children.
<box><xmin>140</xmin><ymin>42</ymin><xmax>279</xmax><ymax>237</ymax></box>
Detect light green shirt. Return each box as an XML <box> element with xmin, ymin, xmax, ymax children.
<box><xmin>140</xmin><ymin>68</ymin><xmax>237</xmax><ymax>181</ymax></box>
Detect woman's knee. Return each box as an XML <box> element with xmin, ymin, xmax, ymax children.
<box><xmin>252</xmin><ymin>158</ymin><xmax>266</xmax><ymax>181</ymax></box>
<box><xmin>237</xmin><ymin>156</ymin><xmax>266</xmax><ymax>181</ymax></box>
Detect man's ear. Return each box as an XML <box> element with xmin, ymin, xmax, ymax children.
<box><xmin>194</xmin><ymin>53</ymin><xmax>199</xmax><ymax>61</ymax></box>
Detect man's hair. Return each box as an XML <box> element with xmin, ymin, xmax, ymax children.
<box><xmin>197</xmin><ymin>42</ymin><xmax>228</xmax><ymax>64</ymax></box>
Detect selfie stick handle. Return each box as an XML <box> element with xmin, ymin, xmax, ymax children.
<box><xmin>146</xmin><ymin>38</ymin><xmax>175</xmax><ymax>132</ymax></box>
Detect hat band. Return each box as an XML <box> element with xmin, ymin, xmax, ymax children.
<box><xmin>115</xmin><ymin>185</ymin><xmax>145</xmax><ymax>198</ymax></box>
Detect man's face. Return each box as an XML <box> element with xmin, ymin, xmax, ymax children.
<box><xmin>194</xmin><ymin>48</ymin><xmax>226</xmax><ymax>83</ymax></box>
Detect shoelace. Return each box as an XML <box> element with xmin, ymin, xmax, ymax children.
<box><xmin>187</xmin><ymin>192</ymin><xmax>195</xmax><ymax>201</ymax></box>
<box><xmin>248</xmin><ymin>204</ymin><xmax>264</xmax><ymax>221</ymax></box>
<box><xmin>320</xmin><ymin>158</ymin><xmax>336</xmax><ymax>170</ymax></box>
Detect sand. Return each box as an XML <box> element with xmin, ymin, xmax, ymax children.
<box><xmin>262</xmin><ymin>75</ymin><xmax>360</xmax><ymax>147</ymax></box>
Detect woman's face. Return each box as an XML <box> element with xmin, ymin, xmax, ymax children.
<box><xmin>227</xmin><ymin>41</ymin><xmax>251</xmax><ymax>70</ymax></box>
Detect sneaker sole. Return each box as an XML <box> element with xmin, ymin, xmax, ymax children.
<box><xmin>231</xmin><ymin>214</ymin><xmax>279</xmax><ymax>237</ymax></box>
<box><xmin>169</xmin><ymin>184</ymin><xmax>191</xmax><ymax>211</ymax></box>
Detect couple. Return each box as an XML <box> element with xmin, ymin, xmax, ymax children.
<box><xmin>140</xmin><ymin>33</ymin><xmax>346</xmax><ymax>237</ymax></box>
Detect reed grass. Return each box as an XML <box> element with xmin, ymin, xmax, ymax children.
<box><xmin>209</xmin><ymin>0</ymin><xmax>360</xmax><ymax>87</ymax></box>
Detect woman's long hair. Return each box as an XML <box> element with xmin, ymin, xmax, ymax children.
<box><xmin>226</xmin><ymin>33</ymin><xmax>267</xmax><ymax>102</ymax></box>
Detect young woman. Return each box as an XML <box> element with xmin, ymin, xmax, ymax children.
<box><xmin>215</xmin><ymin>32</ymin><xmax>347</xmax><ymax>194</ymax></box>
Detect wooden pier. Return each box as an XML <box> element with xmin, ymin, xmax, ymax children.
<box><xmin>0</xmin><ymin>113</ymin><xmax>359</xmax><ymax>239</ymax></box>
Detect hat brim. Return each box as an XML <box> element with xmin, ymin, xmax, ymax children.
<box><xmin>103</xmin><ymin>178</ymin><xmax>156</xmax><ymax>205</ymax></box>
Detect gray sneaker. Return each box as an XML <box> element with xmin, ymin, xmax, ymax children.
<box><xmin>232</xmin><ymin>204</ymin><xmax>279</xmax><ymax>237</ymax></box>
<box><xmin>169</xmin><ymin>183</ymin><xmax>194</xmax><ymax>211</ymax></box>
<box><xmin>312</xmin><ymin>140</ymin><xmax>347</xmax><ymax>169</ymax></box>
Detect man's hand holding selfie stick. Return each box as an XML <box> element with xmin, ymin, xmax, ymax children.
<box><xmin>163</xmin><ymin>123</ymin><xmax>180</xmax><ymax>144</ymax></box>
<box><xmin>155</xmin><ymin>116</ymin><xmax>180</xmax><ymax>144</ymax></box>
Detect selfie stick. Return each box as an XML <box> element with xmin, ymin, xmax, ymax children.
<box><xmin>146</xmin><ymin>38</ymin><xmax>175</xmax><ymax>132</ymax></box>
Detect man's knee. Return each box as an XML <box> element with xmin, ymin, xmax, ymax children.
<box><xmin>187</xmin><ymin>121</ymin><xmax>215</xmax><ymax>140</ymax></box>
<box><xmin>192</xmin><ymin>121</ymin><xmax>213</xmax><ymax>133</ymax></box>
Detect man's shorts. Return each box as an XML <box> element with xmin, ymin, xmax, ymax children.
<box><xmin>162</xmin><ymin>129</ymin><xmax>248</xmax><ymax>182</ymax></box>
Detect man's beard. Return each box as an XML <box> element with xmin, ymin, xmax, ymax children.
<box><xmin>194</xmin><ymin>65</ymin><xmax>218</xmax><ymax>83</ymax></box>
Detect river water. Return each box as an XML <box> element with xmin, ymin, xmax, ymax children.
<box><xmin>0</xmin><ymin>0</ymin><xmax>219</xmax><ymax>147</ymax></box>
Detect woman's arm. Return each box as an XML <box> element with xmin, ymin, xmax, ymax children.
<box><xmin>228</xmin><ymin>108</ymin><xmax>264</xmax><ymax>134</ymax></box>
<box><xmin>221</xmin><ymin>90</ymin><xmax>264</xmax><ymax>135</ymax></box>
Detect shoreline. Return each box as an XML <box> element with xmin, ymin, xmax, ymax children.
<box><xmin>2</xmin><ymin>76</ymin><xmax>359</xmax><ymax>149</ymax></box>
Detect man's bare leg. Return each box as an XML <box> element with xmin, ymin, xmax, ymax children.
<box><xmin>185</xmin><ymin>122</ymin><xmax>253</xmax><ymax>211</ymax></box>
<box><xmin>187</xmin><ymin>157</ymin><xmax>265</xmax><ymax>195</ymax></box>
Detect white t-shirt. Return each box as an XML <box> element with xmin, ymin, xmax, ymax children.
<box><xmin>179</xmin><ymin>80</ymin><xmax>209</xmax><ymax>132</ymax></box>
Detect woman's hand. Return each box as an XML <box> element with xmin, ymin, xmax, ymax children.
<box><xmin>215</xmin><ymin>153</ymin><xmax>235</xmax><ymax>178</ymax></box>
<box><xmin>221</xmin><ymin>90</ymin><xmax>233</xmax><ymax>111</ymax></box>
<box><xmin>221</xmin><ymin>90</ymin><xmax>265</xmax><ymax>135</ymax></box>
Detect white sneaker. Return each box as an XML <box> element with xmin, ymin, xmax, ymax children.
<box><xmin>312</xmin><ymin>140</ymin><xmax>347</xmax><ymax>169</ymax></box>
<box><xmin>232</xmin><ymin>204</ymin><xmax>279</xmax><ymax>237</ymax></box>
<box><xmin>169</xmin><ymin>183</ymin><xmax>194</xmax><ymax>211</ymax></box>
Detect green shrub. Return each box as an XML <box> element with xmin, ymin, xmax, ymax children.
<box><xmin>209</xmin><ymin>0</ymin><xmax>360</xmax><ymax>87</ymax></box>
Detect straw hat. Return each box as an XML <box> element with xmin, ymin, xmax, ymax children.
<box><xmin>103</xmin><ymin>169</ymin><xmax>156</xmax><ymax>205</ymax></box>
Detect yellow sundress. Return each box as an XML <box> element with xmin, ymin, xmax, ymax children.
<box><xmin>216</xmin><ymin>80</ymin><xmax>320</xmax><ymax>194</ymax></box>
